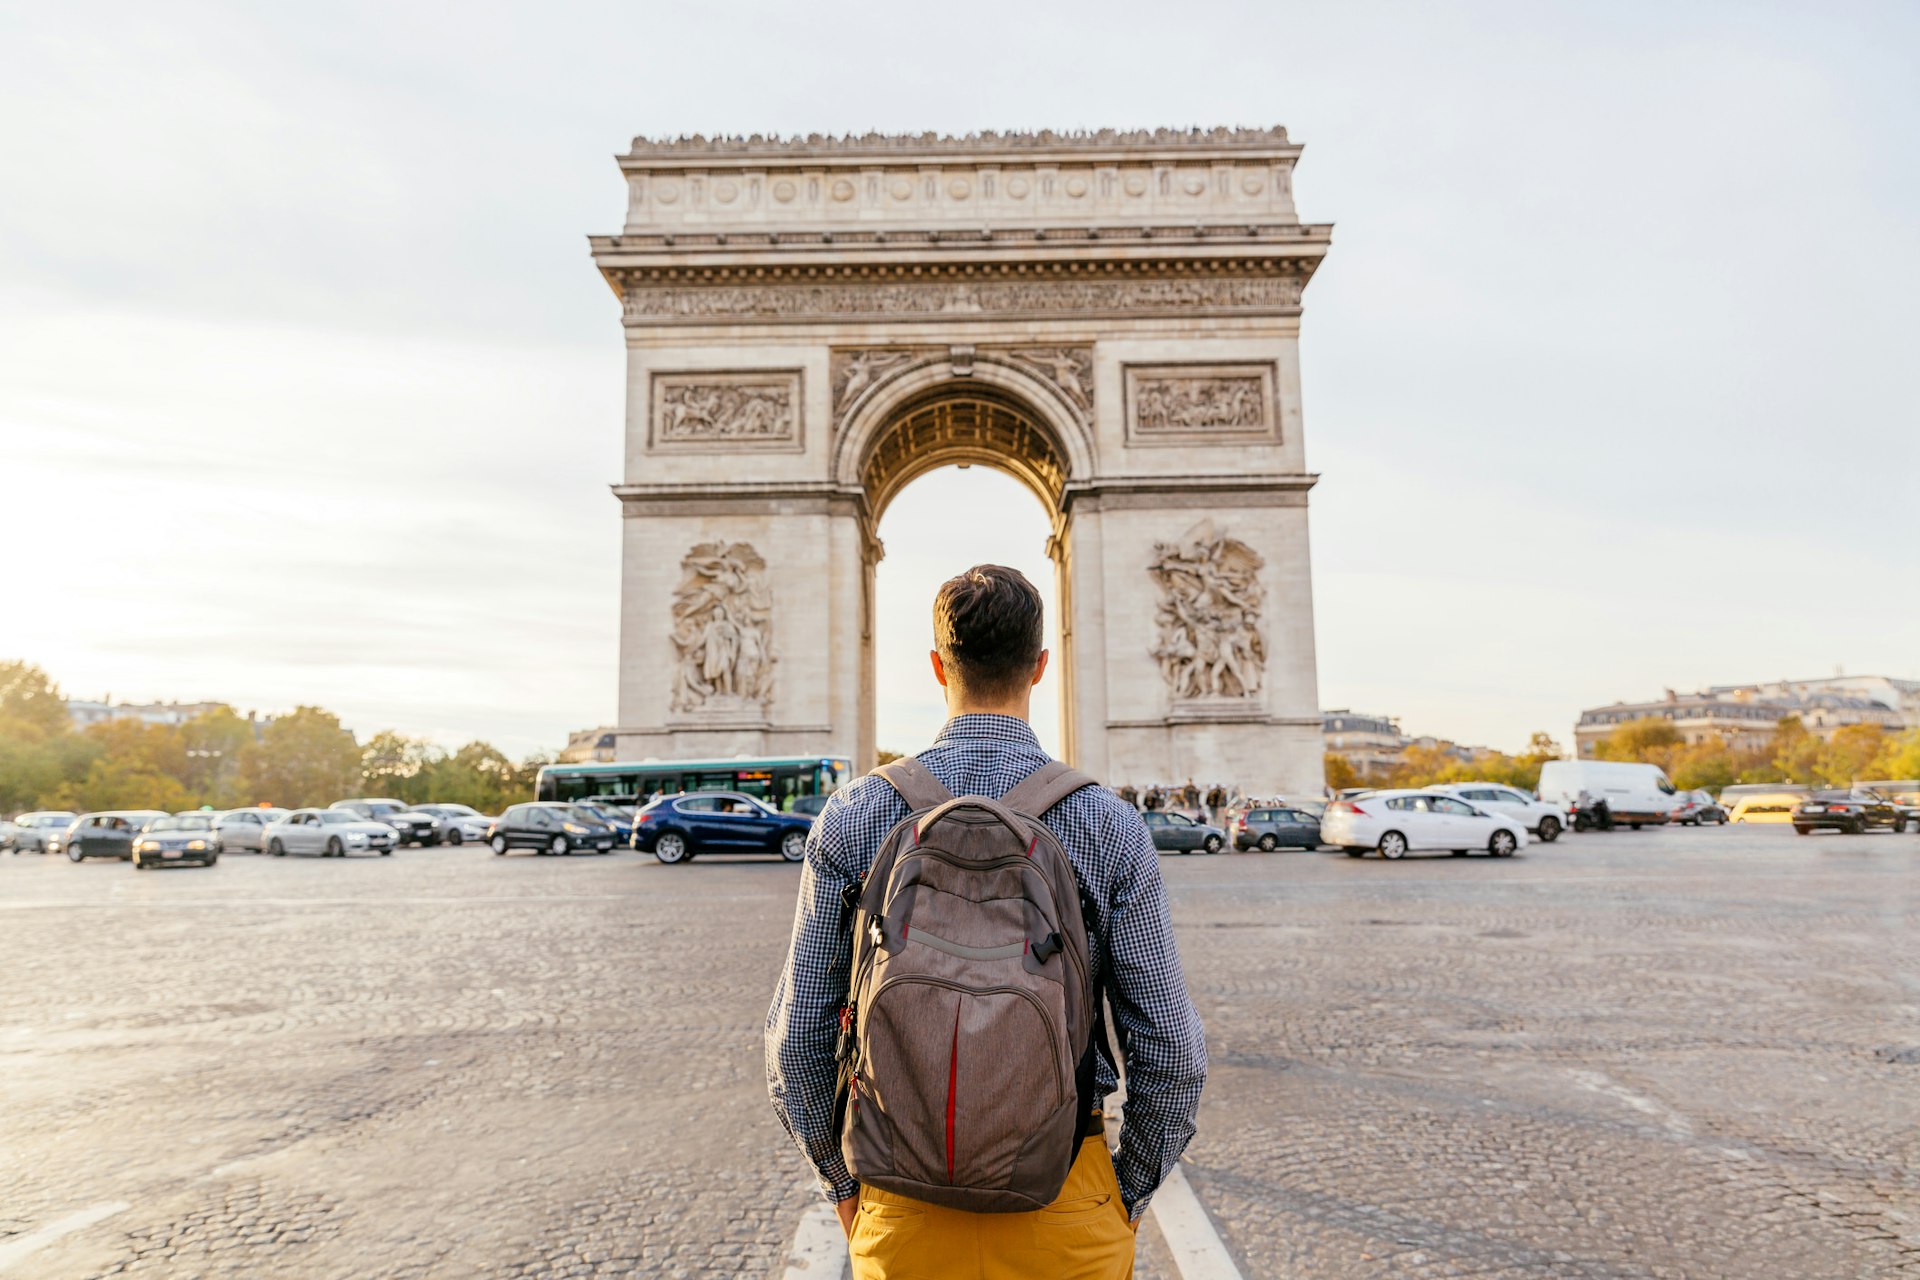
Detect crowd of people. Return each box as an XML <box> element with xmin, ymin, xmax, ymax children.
<box><xmin>1113</xmin><ymin>780</ymin><xmax>1255</xmax><ymax>828</ymax></box>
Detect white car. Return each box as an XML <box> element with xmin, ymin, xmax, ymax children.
<box><xmin>1320</xmin><ymin>789</ymin><xmax>1529</xmax><ymax>860</ymax></box>
<box><xmin>10</xmin><ymin>811</ymin><xmax>79</xmax><ymax>854</ymax></box>
<box><xmin>407</xmin><ymin>803</ymin><xmax>494</xmax><ymax>846</ymax></box>
<box><xmin>1432</xmin><ymin>783</ymin><xmax>1564</xmax><ymax>842</ymax></box>
<box><xmin>262</xmin><ymin>808</ymin><xmax>398</xmax><ymax>857</ymax></box>
<box><xmin>210</xmin><ymin>807</ymin><xmax>291</xmax><ymax>853</ymax></box>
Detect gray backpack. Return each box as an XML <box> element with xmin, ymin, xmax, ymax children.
<box><xmin>836</xmin><ymin>758</ymin><xmax>1104</xmax><ymax>1212</ymax></box>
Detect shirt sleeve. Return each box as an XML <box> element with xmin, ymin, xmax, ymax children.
<box><xmin>764</xmin><ymin>795</ymin><xmax>861</xmax><ymax>1204</ymax></box>
<box><xmin>1100</xmin><ymin>801</ymin><xmax>1208</xmax><ymax>1219</ymax></box>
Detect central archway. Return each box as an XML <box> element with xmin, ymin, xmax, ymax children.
<box><xmin>844</xmin><ymin>365</ymin><xmax>1088</xmax><ymax>769</ymax></box>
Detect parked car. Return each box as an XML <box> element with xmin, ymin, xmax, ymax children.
<box><xmin>1232</xmin><ymin>806</ymin><xmax>1321</xmax><ymax>851</ymax></box>
<box><xmin>1720</xmin><ymin>783</ymin><xmax>1809</xmax><ymax>816</ymax></box>
<box><xmin>1793</xmin><ymin>789</ymin><xmax>1907</xmax><ymax>835</ymax></box>
<box><xmin>264</xmin><ymin>809</ymin><xmax>398</xmax><ymax>856</ymax></box>
<box><xmin>8</xmin><ymin>811</ymin><xmax>78</xmax><ymax>854</ymax></box>
<box><xmin>210</xmin><ymin>807</ymin><xmax>291</xmax><ymax>852</ymax></box>
<box><xmin>629</xmin><ymin>792</ymin><xmax>813</xmax><ymax>864</ymax></box>
<box><xmin>791</xmin><ymin>794</ymin><xmax>832</xmax><ymax>817</ymax></box>
<box><xmin>331</xmin><ymin>798</ymin><xmax>439</xmax><ymax>846</ymax></box>
<box><xmin>63</xmin><ymin>810</ymin><xmax>170</xmax><ymax>861</ymax></box>
<box><xmin>1537</xmin><ymin>761</ymin><xmax>1677</xmax><ymax>828</ymax></box>
<box><xmin>1282</xmin><ymin>797</ymin><xmax>1329</xmax><ymax>821</ymax></box>
<box><xmin>133</xmin><ymin>814</ymin><xmax>221</xmax><ymax>869</ymax></box>
<box><xmin>1143</xmin><ymin>811</ymin><xmax>1226</xmax><ymax>854</ymax></box>
<box><xmin>573</xmin><ymin>801</ymin><xmax>635</xmax><ymax>845</ymax></box>
<box><xmin>1854</xmin><ymin>779</ymin><xmax>1920</xmax><ymax>830</ymax></box>
<box><xmin>1320</xmin><ymin>790</ymin><xmax>1529</xmax><ymax>860</ymax></box>
<box><xmin>1432</xmin><ymin>783</ymin><xmax>1565</xmax><ymax>842</ymax></box>
<box><xmin>407</xmin><ymin>803</ymin><xmax>494</xmax><ymax>846</ymax></box>
<box><xmin>488</xmin><ymin>802</ymin><xmax>619</xmax><ymax>856</ymax></box>
<box><xmin>1670</xmin><ymin>790</ymin><xmax>1728</xmax><ymax>825</ymax></box>
<box><xmin>1728</xmin><ymin>791</ymin><xmax>1804</xmax><ymax>824</ymax></box>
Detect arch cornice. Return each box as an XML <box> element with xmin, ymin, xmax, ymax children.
<box><xmin>831</xmin><ymin>352</ymin><xmax>1096</xmax><ymax>516</ymax></box>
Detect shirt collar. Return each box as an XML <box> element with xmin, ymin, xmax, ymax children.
<box><xmin>931</xmin><ymin>713</ymin><xmax>1042</xmax><ymax>750</ymax></box>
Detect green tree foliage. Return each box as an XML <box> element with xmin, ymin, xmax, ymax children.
<box><xmin>0</xmin><ymin>660</ymin><xmax>547</xmax><ymax>816</ymax></box>
<box><xmin>235</xmin><ymin>707</ymin><xmax>366</xmax><ymax>809</ymax></box>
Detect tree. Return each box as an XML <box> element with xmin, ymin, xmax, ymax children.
<box><xmin>1816</xmin><ymin>723</ymin><xmax>1888</xmax><ymax>787</ymax></box>
<box><xmin>422</xmin><ymin>741</ymin><xmax>526</xmax><ymax>813</ymax></box>
<box><xmin>181</xmin><ymin>706</ymin><xmax>257</xmax><ymax>807</ymax></box>
<box><xmin>361</xmin><ymin>731</ymin><xmax>441</xmax><ymax>803</ymax></box>
<box><xmin>1592</xmin><ymin>718</ymin><xmax>1683</xmax><ymax>768</ymax></box>
<box><xmin>1323</xmin><ymin>752</ymin><xmax>1360</xmax><ymax>792</ymax></box>
<box><xmin>1770</xmin><ymin>716</ymin><xmax>1822</xmax><ymax>786</ymax></box>
<box><xmin>49</xmin><ymin>719</ymin><xmax>194</xmax><ymax>812</ymax></box>
<box><xmin>0</xmin><ymin>660</ymin><xmax>71</xmax><ymax>742</ymax></box>
<box><xmin>236</xmin><ymin>707</ymin><xmax>362</xmax><ymax>808</ymax></box>
<box><xmin>1867</xmin><ymin>729</ymin><xmax>1920</xmax><ymax>782</ymax></box>
<box><xmin>876</xmin><ymin>749</ymin><xmax>904</xmax><ymax>767</ymax></box>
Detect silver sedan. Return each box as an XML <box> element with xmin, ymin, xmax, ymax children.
<box><xmin>262</xmin><ymin>809</ymin><xmax>398</xmax><ymax>857</ymax></box>
<box><xmin>210</xmin><ymin>807</ymin><xmax>291</xmax><ymax>852</ymax></box>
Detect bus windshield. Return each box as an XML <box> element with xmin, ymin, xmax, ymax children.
<box><xmin>536</xmin><ymin>755</ymin><xmax>854</xmax><ymax>813</ymax></box>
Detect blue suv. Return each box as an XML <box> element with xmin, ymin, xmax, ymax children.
<box><xmin>632</xmin><ymin>791</ymin><xmax>813</xmax><ymax>865</ymax></box>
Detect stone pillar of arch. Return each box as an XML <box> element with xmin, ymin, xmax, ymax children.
<box><xmin>590</xmin><ymin>128</ymin><xmax>1332</xmax><ymax>797</ymax></box>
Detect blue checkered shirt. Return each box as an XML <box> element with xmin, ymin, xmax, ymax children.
<box><xmin>764</xmin><ymin>713</ymin><xmax>1207</xmax><ymax>1220</ymax></box>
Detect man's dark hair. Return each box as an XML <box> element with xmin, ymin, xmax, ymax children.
<box><xmin>933</xmin><ymin>565</ymin><xmax>1045</xmax><ymax>703</ymax></box>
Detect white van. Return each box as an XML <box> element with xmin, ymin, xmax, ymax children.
<box><xmin>1537</xmin><ymin>760</ymin><xmax>1679</xmax><ymax>827</ymax></box>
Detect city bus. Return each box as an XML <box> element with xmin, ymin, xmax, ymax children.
<box><xmin>534</xmin><ymin>754</ymin><xmax>854</xmax><ymax>813</ymax></box>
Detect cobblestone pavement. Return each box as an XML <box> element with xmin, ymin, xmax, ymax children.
<box><xmin>1</xmin><ymin>823</ymin><xmax>1914</xmax><ymax>1278</ymax></box>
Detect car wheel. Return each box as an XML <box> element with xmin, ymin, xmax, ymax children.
<box><xmin>327</xmin><ymin>837</ymin><xmax>343</xmax><ymax>857</ymax></box>
<box><xmin>1537</xmin><ymin>817</ymin><xmax>1561</xmax><ymax>843</ymax></box>
<box><xmin>1896</xmin><ymin>817</ymin><xmax>1909</xmax><ymax>834</ymax></box>
<box><xmin>1203</xmin><ymin>835</ymin><xmax>1223</xmax><ymax>854</ymax></box>
<box><xmin>1490</xmin><ymin>830</ymin><xmax>1518</xmax><ymax>857</ymax></box>
<box><xmin>446</xmin><ymin>829</ymin><xmax>463</xmax><ymax>846</ymax></box>
<box><xmin>67</xmin><ymin>845</ymin><xmax>83</xmax><ymax>862</ymax></box>
<box><xmin>133</xmin><ymin>854</ymin><xmax>146</xmax><ymax>869</ymax></box>
<box><xmin>780</xmin><ymin>830</ymin><xmax>806</xmax><ymax>862</ymax></box>
<box><xmin>1257</xmin><ymin>834</ymin><xmax>1277</xmax><ymax>852</ymax></box>
<box><xmin>1794</xmin><ymin>825</ymin><xmax>1810</xmax><ymax>835</ymax></box>
<box><xmin>1378</xmin><ymin>831</ymin><xmax>1408</xmax><ymax>860</ymax></box>
<box><xmin>654</xmin><ymin>832</ymin><xmax>690</xmax><ymax>865</ymax></box>
<box><xmin>1628</xmin><ymin>823</ymin><xmax>1642</xmax><ymax>831</ymax></box>
<box><xmin>550</xmin><ymin>835</ymin><xmax>570</xmax><ymax>856</ymax></box>
<box><xmin>1846</xmin><ymin>819</ymin><xmax>1863</xmax><ymax>835</ymax></box>
<box><xmin>1344</xmin><ymin>847</ymin><xmax>1366</xmax><ymax>858</ymax></box>
<box><xmin>269</xmin><ymin>839</ymin><xmax>285</xmax><ymax>856</ymax></box>
<box><xmin>206</xmin><ymin>853</ymin><xmax>219</xmax><ymax>865</ymax></box>
<box><xmin>491</xmin><ymin>835</ymin><xmax>508</xmax><ymax>855</ymax></box>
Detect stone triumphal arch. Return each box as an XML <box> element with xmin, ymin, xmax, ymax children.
<box><xmin>589</xmin><ymin>127</ymin><xmax>1331</xmax><ymax>794</ymax></box>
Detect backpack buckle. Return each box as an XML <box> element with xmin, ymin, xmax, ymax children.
<box><xmin>867</xmin><ymin>915</ymin><xmax>886</xmax><ymax>948</ymax></box>
<box><xmin>1032</xmin><ymin>931</ymin><xmax>1063</xmax><ymax>964</ymax></box>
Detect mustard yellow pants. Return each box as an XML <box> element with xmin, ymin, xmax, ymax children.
<box><xmin>848</xmin><ymin>1135</ymin><xmax>1135</xmax><ymax>1280</ymax></box>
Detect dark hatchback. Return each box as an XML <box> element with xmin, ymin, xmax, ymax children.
<box><xmin>1233</xmin><ymin>805</ymin><xmax>1323</xmax><ymax>851</ymax></box>
<box><xmin>631</xmin><ymin>791</ymin><xmax>813</xmax><ymax>865</ymax></box>
<box><xmin>65</xmin><ymin>811</ymin><xmax>170</xmax><ymax>861</ymax></box>
<box><xmin>487</xmin><ymin>803</ymin><xmax>618</xmax><ymax>856</ymax></box>
<box><xmin>1793</xmin><ymin>790</ymin><xmax>1907</xmax><ymax>835</ymax></box>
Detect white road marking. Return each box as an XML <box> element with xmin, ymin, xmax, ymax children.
<box><xmin>1152</xmin><ymin>1164</ymin><xmax>1246</xmax><ymax>1280</ymax></box>
<box><xmin>1570</xmin><ymin>1069</ymin><xmax>1693</xmax><ymax>1138</ymax></box>
<box><xmin>0</xmin><ymin>1202</ymin><xmax>129</xmax><ymax>1272</ymax></box>
<box><xmin>781</xmin><ymin>1201</ymin><xmax>848</xmax><ymax>1280</ymax></box>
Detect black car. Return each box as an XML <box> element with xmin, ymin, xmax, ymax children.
<box><xmin>1233</xmin><ymin>805</ymin><xmax>1322</xmax><ymax>851</ymax></box>
<box><xmin>331</xmin><ymin>798</ymin><xmax>440</xmax><ymax>846</ymax></box>
<box><xmin>133</xmin><ymin>815</ymin><xmax>221</xmax><ymax>869</ymax></box>
<box><xmin>487</xmin><ymin>803</ymin><xmax>618</xmax><ymax>856</ymax></box>
<box><xmin>64</xmin><ymin>810</ymin><xmax>170</xmax><ymax>861</ymax></box>
<box><xmin>631</xmin><ymin>791</ymin><xmax>813</xmax><ymax>865</ymax></box>
<box><xmin>1793</xmin><ymin>790</ymin><xmax>1907</xmax><ymax>835</ymax></box>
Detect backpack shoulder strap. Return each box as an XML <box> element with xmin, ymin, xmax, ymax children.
<box><xmin>998</xmin><ymin>759</ymin><xmax>1098</xmax><ymax>817</ymax></box>
<box><xmin>873</xmin><ymin>757</ymin><xmax>955</xmax><ymax>812</ymax></box>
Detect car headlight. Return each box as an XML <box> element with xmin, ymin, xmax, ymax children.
<box><xmin>348</xmin><ymin>832</ymin><xmax>368</xmax><ymax>842</ymax></box>
<box><xmin>564</xmin><ymin>823</ymin><xmax>586</xmax><ymax>834</ymax></box>
<box><xmin>187</xmin><ymin>840</ymin><xmax>208</xmax><ymax>851</ymax></box>
<box><xmin>138</xmin><ymin>840</ymin><xmax>160</xmax><ymax>852</ymax></box>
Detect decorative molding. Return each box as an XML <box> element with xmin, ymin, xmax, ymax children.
<box><xmin>1124</xmin><ymin>363</ymin><xmax>1278</xmax><ymax>446</ymax></box>
<box><xmin>627</xmin><ymin>276</ymin><xmax>1302</xmax><ymax>325</ymax></box>
<box><xmin>649</xmin><ymin>371</ymin><xmax>803</xmax><ymax>452</ymax></box>
<box><xmin>625</xmin><ymin>127</ymin><xmax>1291</xmax><ymax>158</ymax></box>
<box><xmin>670</xmin><ymin>542</ymin><xmax>776</xmax><ymax>714</ymax></box>
<box><xmin>1149</xmin><ymin>519</ymin><xmax>1267</xmax><ymax>702</ymax></box>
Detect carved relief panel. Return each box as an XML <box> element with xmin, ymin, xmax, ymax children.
<box><xmin>670</xmin><ymin>541</ymin><xmax>775</xmax><ymax>714</ymax></box>
<box><xmin>650</xmin><ymin>371</ymin><xmax>803</xmax><ymax>451</ymax></box>
<box><xmin>1148</xmin><ymin>519</ymin><xmax>1266</xmax><ymax>701</ymax></box>
<box><xmin>1123</xmin><ymin>363</ymin><xmax>1278</xmax><ymax>446</ymax></box>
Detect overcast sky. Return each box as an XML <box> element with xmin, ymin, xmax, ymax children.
<box><xmin>2</xmin><ymin>0</ymin><xmax>1914</xmax><ymax>760</ymax></box>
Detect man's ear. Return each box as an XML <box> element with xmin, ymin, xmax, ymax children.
<box><xmin>930</xmin><ymin>649</ymin><xmax>949</xmax><ymax>688</ymax></box>
<box><xmin>1031</xmin><ymin>649</ymin><xmax>1050</xmax><ymax>687</ymax></box>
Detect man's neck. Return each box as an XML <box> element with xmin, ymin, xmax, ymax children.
<box><xmin>945</xmin><ymin>702</ymin><xmax>1031</xmax><ymax>723</ymax></box>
